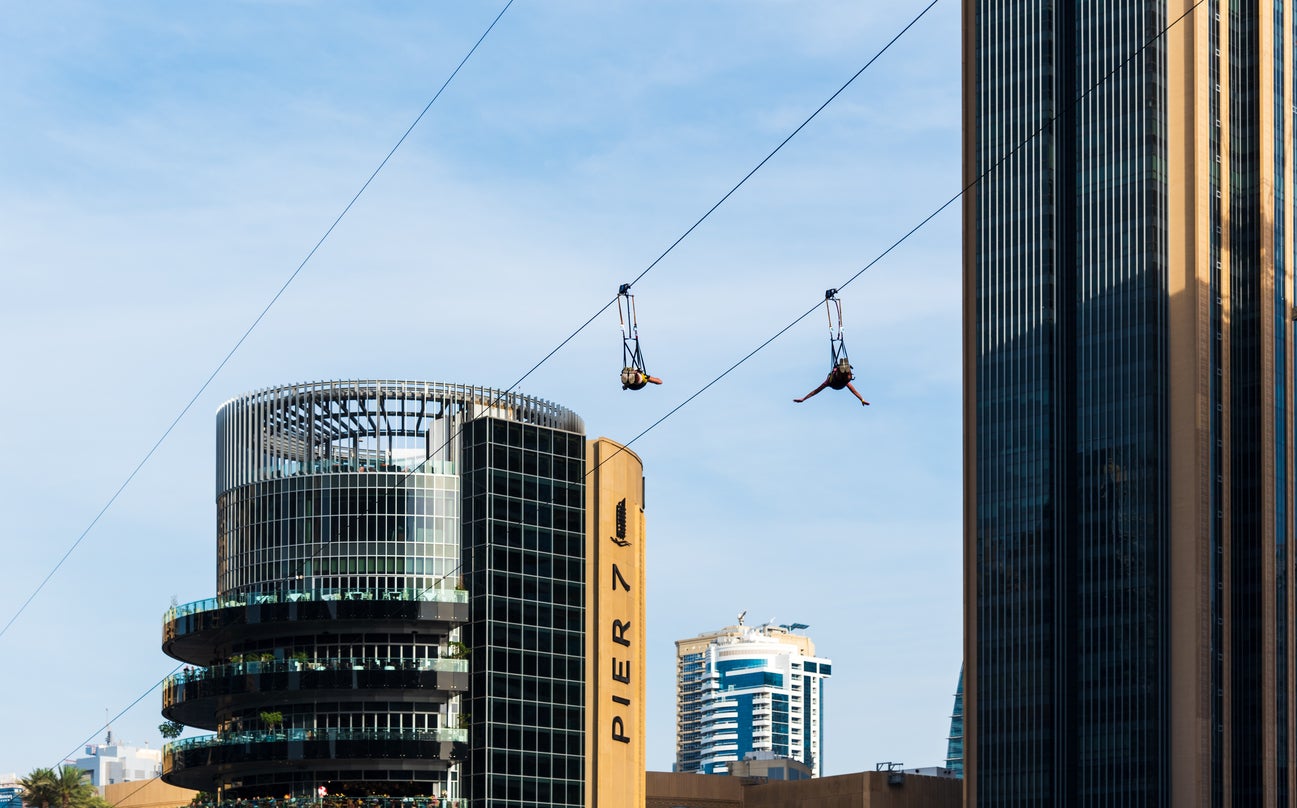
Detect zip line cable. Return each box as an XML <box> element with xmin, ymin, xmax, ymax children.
<box><xmin>106</xmin><ymin>776</ymin><xmax>170</xmax><ymax>808</ymax></box>
<box><xmin>70</xmin><ymin>666</ymin><xmax>181</xmax><ymax>808</ymax></box>
<box><xmin>106</xmin><ymin>777</ymin><xmax>167</xmax><ymax>808</ymax></box>
<box><xmin>396</xmin><ymin>0</ymin><xmax>943</xmax><ymax>597</ymax></box>
<box><xmin>620</xmin><ymin>0</ymin><xmax>941</xmax><ymax>291</ymax></box>
<box><xmin>56</xmin><ymin>2</ymin><xmax>1204</xmax><ymax>775</ymax></box>
<box><xmin>5</xmin><ymin>0</ymin><xmax>935</xmax><ymax>645</ymax></box>
<box><xmin>389</xmin><ymin>0</ymin><xmax>945</xmax><ymax>483</ymax></box>
<box><xmin>581</xmin><ymin>0</ymin><xmax>1207</xmax><ymax>479</ymax></box>
<box><xmin>0</xmin><ymin>0</ymin><xmax>517</xmax><ymax>645</ymax></box>
<box><xmin>57</xmin><ymin>664</ymin><xmax>182</xmax><ymax>769</ymax></box>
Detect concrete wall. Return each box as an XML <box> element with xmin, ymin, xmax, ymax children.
<box><xmin>646</xmin><ymin>773</ymin><xmax>743</xmax><ymax>808</ymax></box>
<box><xmin>647</xmin><ymin>771</ymin><xmax>961</xmax><ymax>808</ymax></box>
<box><xmin>747</xmin><ymin>771</ymin><xmax>960</xmax><ymax>808</ymax></box>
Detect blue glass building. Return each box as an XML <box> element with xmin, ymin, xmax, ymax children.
<box><xmin>965</xmin><ymin>2</ymin><xmax>1297</xmax><ymax>804</ymax></box>
<box><xmin>945</xmin><ymin>666</ymin><xmax>963</xmax><ymax>777</ymax></box>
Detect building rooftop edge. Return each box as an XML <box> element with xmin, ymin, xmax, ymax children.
<box><xmin>216</xmin><ymin>379</ymin><xmax>583</xmax><ymax>430</ymax></box>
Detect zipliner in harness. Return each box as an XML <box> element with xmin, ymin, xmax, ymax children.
<box><xmin>618</xmin><ymin>283</ymin><xmax>660</xmax><ymax>390</ymax></box>
<box><xmin>824</xmin><ymin>288</ymin><xmax>853</xmax><ymax>388</ymax></box>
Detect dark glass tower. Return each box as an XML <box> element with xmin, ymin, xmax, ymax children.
<box><xmin>964</xmin><ymin>2</ymin><xmax>1295</xmax><ymax>804</ymax></box>
<box><xmin>460</xmin><ymin>418</ymin><xmax>588</xmax><ymax>805</ymax></box>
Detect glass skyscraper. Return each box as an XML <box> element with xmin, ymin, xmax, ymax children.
<box><xmin>965</xmin><ymin>2</ymin><xmax>1296</xmax><ymax>804</ymax></box>
<box><xmin>674</xmin><ymin>622</ymin><xmax>830</xmax><ymax>778</ymax></box>
<box><xmin>946</xmin><ymin>666</ymin><xmax>963</xmax><ymax>777</ymax></box>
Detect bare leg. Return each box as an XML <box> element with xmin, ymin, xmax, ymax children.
<box><xmin>794</xmin><ymin>380</ymin><xmax>831</xmax><ymax>403</ymax></box>
<box><xmin>845</xmin><ymin>381</ymin><xmax>870</xmax><ymax>406</ymax></box>
<box><xmin>646</xmin><ymin>375</ymin><xmax>663</xmax><ymax>385</ymax></box>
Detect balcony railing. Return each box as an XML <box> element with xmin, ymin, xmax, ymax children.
<box><xmin>162</xmin><ymin>658</ymin><xmax>469</xmax><ymax>721</ymax></box>
<box><xmin>166</xmin><ymin>727</ymin><xmax>467</xmax><ymax>754</ymax></box>
<box><xmin>170</xmin><ymin>656</ymin><xmax>467</xmax><ymax>684</ymax></box>
<box><xmin>188</xmin><ymin>798</ymin><xmax>466</xmax><ymax>808</ymax></box>
<box><xmin>166</xmin><ymin>587</ymin><xmax>467</xmax><ymax>623</ymax></box>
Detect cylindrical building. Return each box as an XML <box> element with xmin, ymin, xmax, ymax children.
<box><xmin>160</xmin><ymin>380</ymin><xmax>583</xmax><ymax>802</ymax></box>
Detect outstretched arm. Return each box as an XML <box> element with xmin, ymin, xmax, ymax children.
<box><xmin>645</xmin><ymin>374</ymin><xmax>663</xmax><ymax>385</ymax></box>
<box><xmin>794</xmin><ymin>379</ymin><xmax>830</xmax><ymax>403</ymax></box>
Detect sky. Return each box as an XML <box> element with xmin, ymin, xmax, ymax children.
<box><xmin>0</xmin><ymin>0</ymin><xmax>962</xmax><ymax>779</ymax></box>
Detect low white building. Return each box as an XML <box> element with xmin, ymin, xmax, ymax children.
<box><xmin>71</xmin><ymin>739</ymin><xmax>162</xmax><ymax>786</ymax></box>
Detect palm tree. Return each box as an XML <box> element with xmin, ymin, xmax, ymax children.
<box><xmin>52</xmin><ymin>765</ymin><xmax>93</xmax><ymax>808</ymax></box>
<box><xmin>19</xmin><ymin>767</ymin><xmax>57</xmax><ymax>808</ymax></box>
<box><xmin>19</xmin><ymin>766</ymin><xmax>94</xmax><ymax>808</ymax></box>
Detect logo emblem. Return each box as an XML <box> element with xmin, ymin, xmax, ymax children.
<box><xmin>611</xmin><ymin>498</ymin><xmax>630</xmax><ymax>547</ymax></box>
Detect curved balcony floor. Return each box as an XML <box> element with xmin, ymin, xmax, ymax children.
<box><xmin>162</xmin><ymin>658</ymin><xmax>468</xmax><ymax>729</ymax></box>
<box><xmin>162</xmin><ymin>729</ymin><xmax>465</xmax><ymax>793</ymax></box>
<box><xmin>163</xmin><ymin>591</ymin><xmax>468</xmax><ymax>665</ymax></box>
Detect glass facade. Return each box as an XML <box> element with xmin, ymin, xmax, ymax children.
<box><xmin>945</xmin><ymin>666</ymin><xmax>963</xmax><ymax>777</ymax></box>
<box><xmin>971</xmin><ymin>4</ymin><xmax>1169</xmax><ymax>802</ymax></box>
<box><xmin>968</xmin><ymin>2</ymin><xmax>1297</xmax><ymax>804</ymax></box>
<box><xmin>461</xmin><ymin>418</ymin><xmax>587</xmax><ymax>808</ymax></box>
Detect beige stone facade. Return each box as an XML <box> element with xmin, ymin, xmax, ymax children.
<box><xmin>100</xmin><ymin>779</ymin><xmax>197</xmax><ymax>808</ymax></box>
<box><xmin>583</xmin><ymin>438</ymin><xmax>647</xmax><ymax>808</ymax></box>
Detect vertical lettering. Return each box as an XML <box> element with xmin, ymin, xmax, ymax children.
<box><xmin>611</xmin><ymin>564</ymin><xmax>630</xmax><ymax>591</ymax></box>
<box><xmin>612</xmin><ymin>695</ymin><xmax>630</xmax><ymax>706</ymax></box>
<box><xmin>612</xmin><ymin>657</ymin><xmax>631</xmax><ymax>684</ymax></box>
<box><xmin>612</xmin><ymin>619</ymin><xmax>631</xmax><ymax>647</ymax></box>
<box><xmin>611</xmin><ymin>716</ymin><xmax>630</xmax><ymax>744</ymax></box>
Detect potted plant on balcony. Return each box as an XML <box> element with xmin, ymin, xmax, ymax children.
<box><xmin>260</xmin><ymin>710</ymin><xmax>285</xmax><ymax>737</ymax></box>
<box><xmin>446</xmin><ymin>641</ymin><xmax>470</xmax><ymax>660</ymax></box>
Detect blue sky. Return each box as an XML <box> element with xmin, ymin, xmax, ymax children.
<box><xmin>0</xmin><ymin>0</ymin><xmax>961</xmax><ymax>778</ymax></box>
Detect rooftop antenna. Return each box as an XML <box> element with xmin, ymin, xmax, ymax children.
<box><xmin>737</xmin><ymin>610</ymin><xmax>747</xmax><ymax>626</ymax></box>
<box><xmin>104</xmin><ymin>707</ymin><xmax>112</xmax><ymax>745</ymax></box>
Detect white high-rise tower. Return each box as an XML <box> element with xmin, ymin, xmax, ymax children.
<box><xmin>674</xmin><ymin>620</ymin><xmax>831</xmax><ymax>778</ymax></box>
